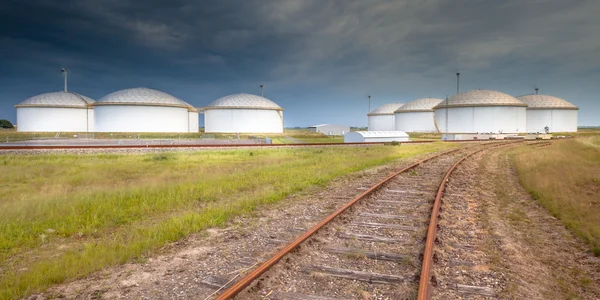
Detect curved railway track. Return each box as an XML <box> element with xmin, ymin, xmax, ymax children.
<box><xmin>206</xmin><ymin>141</ymin><xmax>520</xmax><ymax>299</ymax></box>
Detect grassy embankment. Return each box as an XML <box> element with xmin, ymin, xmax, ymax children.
<box><xmin>512</xmin><ymin>136</ymin><xmax>600</xmax><ymax>256</ymax></box>
<box><xmin>0</xmin><ymin>143</ymin><xmax>458</xmax><ymax>299</ymax></box>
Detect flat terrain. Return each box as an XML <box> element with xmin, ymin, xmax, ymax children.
<box><xmin>512</xmin><ymin>136</ymin><xmax>600</xmax><ymax>256</ymax></box>
<box><xmin>0</xmin><ymin>143</ymin><xmax>456</xmax><ymax>299</ymax></box>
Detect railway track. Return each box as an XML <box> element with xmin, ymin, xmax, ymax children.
<box><xmin>206</xmin><ymin>141</ymin><xmax>518</xmax><ymax>299</ymax></box>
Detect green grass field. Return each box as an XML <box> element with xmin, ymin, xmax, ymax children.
<box><xmin>0</xmin><ymin>143</ymin><xmax>457</xmax><ymax>299</ymax></box>
<box><xmin>512</xmin><ymin>136</ymin><xmax>600</xmax><ymax>257</ymax></box>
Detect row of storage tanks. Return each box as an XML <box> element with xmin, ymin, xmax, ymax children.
<box><xmin>15</xmin><ymin>88</ymin><xmax>284</xmax><ymax>133</ymax></box>
<box><xmin>368</xmin><ymin>89</ymin><xmax>578</xmax><ymax>133</ymax></box>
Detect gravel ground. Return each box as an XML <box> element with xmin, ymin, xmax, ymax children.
<box><xmin>28</xmin><ymin>149</ymin><xmax>442</xmax><ymax>300</ymax></box>
<box><xmin>433</xmin><ymin>145</ymin><xmax>600</xmax><ymax>299</ymax></box>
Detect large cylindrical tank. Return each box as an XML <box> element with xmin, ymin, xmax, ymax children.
<box><xmin>94</xmin><ymin>88</ymin><xmax>196</xmax><ymax>133</ymax></box>
<box><xmin>517</xmin><ymin>94</ymin><xmax>578</xmax><ymax>133</ymax></box>
<box><xmin>368</xmin><ymin>103</ymin><xmax>404</xmax><ymax>131</ymax></box>
<box><xmin>15</xmin><ymin>91</ymin><xmax>94</xmax><ymax>132</ymax></box>
<box><xmin>203</xmin><ymin>93</ymin><xmax>284</xmax><ymax>133</ymax></box>
<box><xmin>433</xmin><ymin>90</ymin><xmax>527</xmax><ymax>134</ymax></box>
<box><xmin>394</xmin><ymin>98</ymin><xmax>443</xmax><ymax>132</ymax></box>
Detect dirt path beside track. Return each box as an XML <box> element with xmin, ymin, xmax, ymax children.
<box><xmin>433</xmin><ymin>145</ymin><xmax>600</xmax><ymax>299</ymax></box>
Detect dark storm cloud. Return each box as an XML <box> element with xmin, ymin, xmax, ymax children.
<box><xmin>1</xmin><ymin>0</ymin><xmax>599</xmax><ymax>126</ymax></box>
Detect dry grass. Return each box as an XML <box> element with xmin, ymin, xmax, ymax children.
<box><xmin>0</xmin><ymin>143</ymin><xmax>458</xmax><ymax>299</ymax></box>
<box><xmin>512</xmin><ymin>137</ymin><xmax>600</xmax><ymax>256</ymax></box>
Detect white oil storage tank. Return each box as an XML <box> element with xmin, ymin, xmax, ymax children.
<box><xmin>94</xmin><ymin>87</ymin><xmax>197</xmax><ymax>133</ymax></box>
<box><xmin>517</xmin><ymin>94</ymin><xmax>578</xmax><ymax>133</ymax></box>
<box><xmin>203</xmin><ymin>93</ymin><xmax>284</xmax><ymax>133</ymax></box>
<box><xmin>433</xmin><ymin>90</ymin><xmax>527</xmax><ymax>134</ymax></box>
<box><xmin>15</xmin><ymin>91</ymin><xmax>94</xmax><ymax>132</ymax></box>
<box><xmin>368</xmin><ymin>103</ymin><xmax>404</xmax><ymax>131</ymax></box>
<box><xmin>394</xmin><ymin>98</ymin><xmax>443</xmax><ymax>132</ymax></box>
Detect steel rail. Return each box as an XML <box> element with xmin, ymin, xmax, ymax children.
<box><xmin>214</xmin><ymin>147</ymin><xmax>464</xmax><ymax>300</ymax></box>
<box><xmin>417</xmin><ymin>141</ymin><xmax>521</xmax><ymax>300</ymax></box>
<box><xmin>0</xmin><ymin>141</ymin><xmax>434</xmax><ymax>150</ymax></box>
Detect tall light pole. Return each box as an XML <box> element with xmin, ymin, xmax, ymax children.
<box><xmin>368</xmin><ymin>95</ymin><xmax>371</xmax><ymax>129</ymax></box>
<box><xmin>259</xmin><ymin>84</ymin><xmax>264</xmax><ymax>97</ymax></box>
<box><xmin>456</xmin><ymin>72</ymin><xmax>460</xmax><ymax>94</ymax></box>
<box><xmin>61</xmin><ymin>68</ymin><xmax>68</xmax><ymax>92</ymax></box>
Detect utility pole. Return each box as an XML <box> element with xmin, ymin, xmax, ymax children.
<box><xmin>259</xmin><ymin>84</ymin><xmax>264</xmax><ymax>97</ymax></box>
<box><xmin>61</xmin><ymin>68</ymin><xmax>68</xmax><ymax>92</ymax></box>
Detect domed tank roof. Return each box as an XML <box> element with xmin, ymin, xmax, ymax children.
<box><xmin>204</xmin><ymin>93</ymin><xmax>283</xmax><ymax>110</ymax></box>
<box><xmin>395</xmin><ymin>98</ymin><xmax>443</xmax><ymax>112</ymax></box>
<box><xmin>15</xmin><ymin>91</ymin><xmax>94</xmax><ymax>108</ymax></box>
<box><xmin>368</xmin><ymin>103</ymin><xmax>405</xmax><ymax>116</ymax></box>
<box><xmin>516</xmin><ymin>94</ymin><xmax>578</xmax><ymax>110</ymax></box>
<box><xmin>95</xmin><ymin>88</ymin><xmax>190</xmax><ymax>108</ymax></box>
<box><xmin>433</xmin><ymin>90</ymin><xmax>527</xmax><ymax>109</ymax></box>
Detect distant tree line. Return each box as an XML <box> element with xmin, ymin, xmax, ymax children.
<box><xmin>0</xmin><ymin>119</ymin><xmax>14</xmax><ymax>129</ymax></box>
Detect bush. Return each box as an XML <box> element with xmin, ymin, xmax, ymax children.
<box><xmin>0</xmin><ymin>119</ymin><xmax>14</xmax><ymax>129</ymax></box>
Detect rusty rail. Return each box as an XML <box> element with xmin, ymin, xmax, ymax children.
<box><xmin>0</xmin><ymin>141</ymin><xmax>434</xmax><ymax>150</ymax></box>
<box><xmin>214</xmin><ymin>148</ymin><xmax>463</xmax><ymax>300</ymax></box>
<box><xmin>417</xmin><ymin>141</ymin><xmax>521</xmax><ymax>300</ymax></box>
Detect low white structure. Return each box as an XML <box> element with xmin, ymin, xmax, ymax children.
<box><xmin>433</xmin><ymin>90</ymin><xmax>527</xmax><ymax>135</ymax></box>
<box><xmin>517</xmin><ymin>94</ymin><xmax>578</xmax><ymax>133</ymax></box>
<box><xmin>368</xmin><ymin>103</ymin><xmax>405</xmax><ymax>131</ymax></box>
<box><xmin>203</xmin><ymin>93</ymin><xmax>283</xmax><ymax>133</ymax></box>
<box><xmin>15</xmin><ymin>91</ymin><xmax>94</xmax><ymax>132</ymax></box>
<box><xmin>344</xmin><ymin>131</ymin><xmax>409</xmax><ymax>143</ymax></box>
<box><xmin>308</xmin><ymin>124</ymin><xmax>350</xmax><ymax>136</ymax></box>
<box><xmin>394</xmin><ymin>98</ymin><xmax>443</xmax><ymax>132</ymax></box>
<box><xmin>94</xmin><ymin>88</ymin><xmax>197</xmax><ymax>133</ymax></box>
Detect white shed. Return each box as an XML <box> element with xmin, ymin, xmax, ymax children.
<box><xmin>368</xmin><ymin>103</ymin><xmax>405</xmax><ymax>131</ymax></box>
<box><xmin>516</xmin><ymin>94</ymin><xmax>578</xmax><ymax>133</ymax></box>
<box><xmin>203</xmin><ymin>93</ymin><xmax>283</xmax><ymax>133</ymax></box>
<box><xmin>344</xmin><ymin>131</ymin><xmax>410</xmax><ymax>143</ymax></box>
<box><xmin>308</xmin><ymin>124</ymin><xmax>350</xmax><ymax>136</ymax></box>
<box><xmin>15</xmin><ymin>91</ymin><xmax>94</xmax><ymax>132</ymax></box>
<box><xmin>394</xmin><ymin>98</ymin><xmax>443</xmax><ymax>132</ymax></box>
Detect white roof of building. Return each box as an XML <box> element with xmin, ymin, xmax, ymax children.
<box><xmin>95</xmin><ymin>88</ymin><xmax>191</xmax><ymax>108</ymax></box>
<box><xmin>434</xmin><ymin>90</ymin><xmax>527</xmax><ymax>109</ymax></box>
<box><xmin>516</xmin><ymin>94</ymin><xmax>578</xmax><ymax>110</ymax></box>
<box><xmin>15</xmin><ymin>91</ymin><xmax>94</xmax><ymax>108</ymax></box>
<box><xmin>203</xmin><ymin>93</ymin><xmax>283</xmax><ymax>111</ymax></box>
<box><xmin>395</xmin><ymin>98</ymin><xmax>444</xmax><ymax>112</ymax></box>
<box><xmin>367</xmin><ymin>103</ymin><xmax>405</xmax><ymax>116</ymax></box>
<box><xmin>351</xmin><ymin>131</ymin><xmax>409</xmax><ymax>138</ymax></box>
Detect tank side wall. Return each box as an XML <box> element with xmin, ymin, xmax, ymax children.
<box><xmin>94</xmin><ymin>105</ymin><xmax>189</xmax><ymax>132</ymax></box>
<box><xmin>205</xmin><ymin>109</ymin><xmax>283</xmax><ymax>133</ymax></box>
<box><xmin>368</xmin><ymin>115</ymin><xmax>395</xmax><ymax>131</ymax></box>
<box><xmin>395</xmin><ymin>112</ymin><xmax>437</xmax><ymax>132</ymax></box>
<box><xmin>16</xmin><ymin>107</ymin><xmax>89</xmax><ymax>132</ymax></box>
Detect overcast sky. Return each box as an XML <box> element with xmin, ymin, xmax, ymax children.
<box><xmin>1</xmin><ymin>0</ymin><xmax>599</xmax><ymax>127</ymax></box>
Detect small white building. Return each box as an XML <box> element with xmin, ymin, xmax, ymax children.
<box><xmin>517</xmin><ymin>94</ymin><xmax>578</xmax><ymax>133</ymax></box>
<box><xmin>433</xmin><ymin>90</ymin><xmax>527</xmax><ymax>136</ymax></box>
<box><xmin>94</xmin><ymin>87</ymin><xmax>197</xmax><ymax>133</ymax></box>
<box><xmin>308</xmin><ymin>124</ymin><xmax>350</xmax><ymax>136</ymax></box>
<box><xmin>394</xmin><ymin>98</ymin><xmax>443</xmax><ymax>132</ymax></box>
<box><xmin>344</xmin><ymin>131</ymin><xmax>410</xmax><ymax>143</ymax></box>
<box><xmin>15</xmin><ymin>91</ymin><xmax>94</xmax><ymax>132</ymax></box>
<box><xmin>368</xmin><ymin>103</ymin><xmax>405</xmax><ymax>131</ymax></box>
<box><xmin>203</xmin><ymin>93</ymin><xmax>283</xmax><ymax>133</ymax></box>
